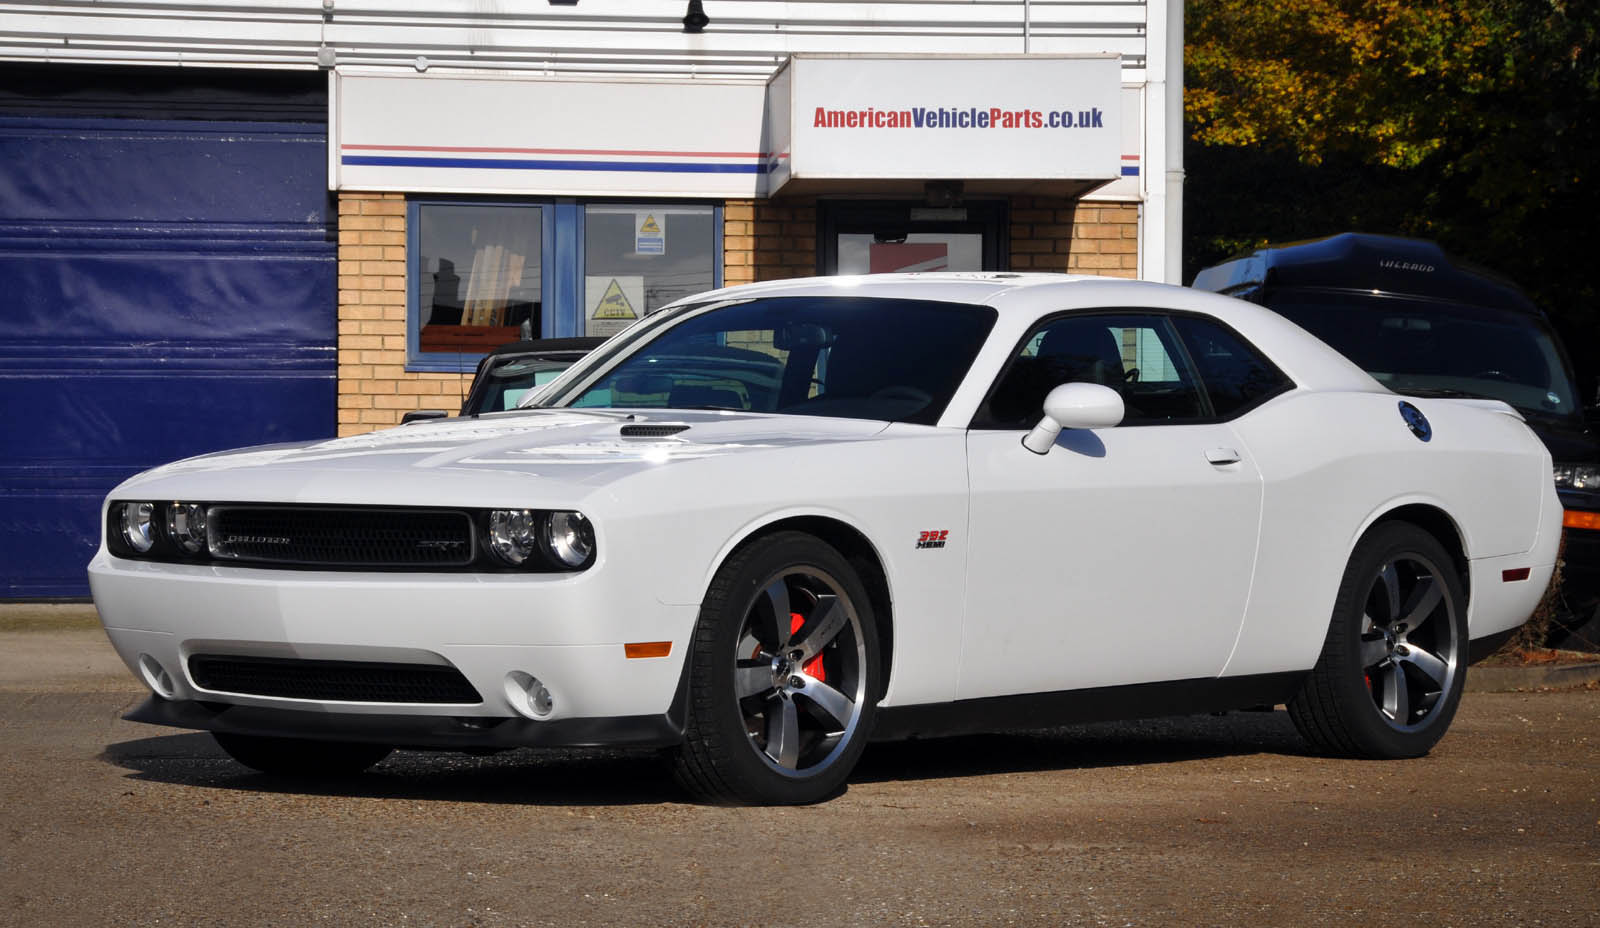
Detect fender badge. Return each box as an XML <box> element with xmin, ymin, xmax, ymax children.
<box><xmin>1398</xmin><ymin>401</ymin><xmax>1431</xmax><ymax>442</ymax></box>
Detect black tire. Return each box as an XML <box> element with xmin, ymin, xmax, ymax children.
<box><xmin>1289</xmin><ymin>522</ymin><xmax>1468</xmax><ymax>758</ymax></box>
<box><xmin>212</xmin><ymin>732</ymin><xmax>393</xmax><ymax>776</ymax></box>
<box><xmin>673</xmin><ymin>531</ymin><xmax>881</xmax><ymax>805</ymax></box>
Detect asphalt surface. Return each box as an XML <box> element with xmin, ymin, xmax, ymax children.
<box><xmin>2</xmin><ymin>620</ymin><xmax>1597</xmax><ymax>927</ymax></box>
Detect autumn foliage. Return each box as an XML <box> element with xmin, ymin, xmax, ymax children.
<box><xmin>1185</xmin><ymin>0</ymin><xmax>1599</xmax><ymax>383</ymax></box>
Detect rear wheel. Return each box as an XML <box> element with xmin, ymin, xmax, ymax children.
<box><xmin>1290</xmin><ymin>522</ymin><xmax>1467</xmax><ymax>758</ymax></box>
<box><xmin>212</xmin><ymin>732</ymin><xmax>392</xmax><ymax>776</ymax></box>
<box><xmin>673</xmin><ymin>532</ymin><xmax>880</xmax><ymax>804</ymax></box>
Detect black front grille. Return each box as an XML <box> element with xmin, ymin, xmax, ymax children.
<box><xmin>188</xmin><ymin>655</ymin><xmax>483</xmax><ymax>704</ymax></box>
<box><xmin>208</xmin><ymin>506</ymin><xmax>475</xmax><ymax>568</ymax></box>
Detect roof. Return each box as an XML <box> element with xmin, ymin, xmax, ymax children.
<box><xmin>1191</xmin><ymin>233</ymin><xmax>1540</xmax><ymax>315</ymax></box>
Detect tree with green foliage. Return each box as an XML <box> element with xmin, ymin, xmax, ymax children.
<box><xmin>1185</xmin><ymin>0</ymin><xmax>1599</xmax><ymax>387</ymax></box>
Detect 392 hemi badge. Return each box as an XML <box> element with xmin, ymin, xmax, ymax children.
<box><xmin>916</xmin><ymin>530</ymin><xmax>949</xmax><ymax>550</ymax></box>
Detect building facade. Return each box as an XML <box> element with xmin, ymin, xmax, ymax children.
<box><xmin>1</xmin><ymin>1</ymin><xmax>1182</xmax><ymax>596</ymax></box>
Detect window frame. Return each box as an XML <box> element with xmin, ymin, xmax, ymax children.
<box><xmin>403</xmin><ymin>197</ymin><xmax>723</xmax><ymax>373</ymax></box>
<box><xmin>969</xmin><ymin>308</ymin><xmax>1296</xmax><ymax>430</ymax></box>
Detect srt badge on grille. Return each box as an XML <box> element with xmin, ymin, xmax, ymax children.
<box><xmin>224</xmin><ymin>535</ymin><xmax>292</xmax><ymax>545</ymax></box>
<box><xmin>417</xmin><ymin>540</ymin><xmax>467</xmax><ymax>552</ymax></box>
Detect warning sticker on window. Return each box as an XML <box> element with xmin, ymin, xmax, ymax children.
<box><xmin>635</xmin><ymin>213</ymin><xmax>666</xmax><ymax>255</ymax></box>
<box><xmin>585</xmin><ymin>276</ymin><xmax>644</xmax><ymax>337</ymax></box>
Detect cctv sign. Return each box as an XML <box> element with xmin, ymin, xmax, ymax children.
<box><xmin>768</xmin><ymin>55</ymin><xmax>1122</xmax><ymax>187</ymax></box>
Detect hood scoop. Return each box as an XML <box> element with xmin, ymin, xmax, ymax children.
<box><xmin>619</xmin><ymin>423</ymin><xmax>690</xmax><ymax>438</ymax></box>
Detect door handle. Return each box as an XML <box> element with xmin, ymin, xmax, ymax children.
<box><xmin>1205</xmin><ymin>447</ymin><xmax>1241</xmax><ymax>466</ymax></box>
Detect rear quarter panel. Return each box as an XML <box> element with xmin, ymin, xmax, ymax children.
<box><xmin>1221</xmin><ymin>391</ymin><xmax>1552</xmax><ymax>677</ymax></box>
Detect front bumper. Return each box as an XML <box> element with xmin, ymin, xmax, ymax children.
<box><xmin>89</xmin><ymin>551</ymin><xmax>700</xmax><ymax>733</ymax></box>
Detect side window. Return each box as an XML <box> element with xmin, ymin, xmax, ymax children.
<box><xmin>1171</xmin><ymin>316</ymin><xmax>1294</xmax><ymax>418</ymax></box>
<box><xmin>976</xmin><ymin>313</ymin><xmax>1205</xmax><ymax>428</ymax></box>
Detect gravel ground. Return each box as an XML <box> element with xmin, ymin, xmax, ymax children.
<box><xmin>1</xmin><ymin>626</ymin><xmax>1596</xmax><ymax>927</ymax></box>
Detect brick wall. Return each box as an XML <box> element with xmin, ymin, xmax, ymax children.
<box><xmin>725</xmin><ymin>196</ymin><xmax>1139</xmax><ymax>281</ymax></box>
<box><xmin>723</xmin><ymin>198</ymin><xmax>818</xmax><ymax>284</ymax></box>
<box><xmin>1009</xmin><ymin>198</ymin><xmax>1139</xmax><ymax>278</ymax></box>
<box><xmin>336</xmin><ymin>192</ymin><xmax>469</xmax><ymax>437</ymax></box>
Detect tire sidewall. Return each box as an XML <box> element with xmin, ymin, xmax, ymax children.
<box><xmin>1327</xmin><ymin>523</ymin><xmax>1468</xmax><ymax>758</ymax></box>
<box><xmin>689</xmin><ymin>532</ymin><xmax>881</xmax><ymax>804</ymax></box>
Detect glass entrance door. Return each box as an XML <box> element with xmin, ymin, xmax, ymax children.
<box><xmin>820</xmin><ymin>201</ymin><xmax>1007</xmax><ymax>276</ymax></box>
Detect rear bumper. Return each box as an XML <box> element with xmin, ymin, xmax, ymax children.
<box><xmin>125</xmin><ymin>695</ymin><xmax>684</xmax><ymax>751</ymax></box>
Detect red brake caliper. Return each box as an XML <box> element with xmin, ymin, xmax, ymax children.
<box><xmin>791</xmin><ymin>613</ymin><xmax>826</xmax><ymax>682</ymax></box>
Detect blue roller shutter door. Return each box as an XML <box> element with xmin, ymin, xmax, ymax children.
<box><xmin>0</xmin><ymin>86</ymin><xmax>335</xmax><ymax>598</ymax></box>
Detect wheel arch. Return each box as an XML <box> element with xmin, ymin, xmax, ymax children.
<box><xmin>705</xmin><ymin>513</ymin><xmax>896</xmax><ymax>701</ymax></box>
<box><xmin>1358</xmin><ymin>502</ymin><xmax>1472</xmax><ymax>606</ymax></box>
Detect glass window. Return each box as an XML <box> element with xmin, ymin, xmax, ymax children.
<box><xmin>556</xmin><ymin>297</ymin><xmax>997</xmax><ymax>425</ymax></box>
<box><xmin>1263</xmin><ymin>289</ymin><xmax>1579</xmax><ymax>423</ymax></box>
<box><xmin>415</xmin><ymin>204</ymin><xmax>543</xmax><ymax>354</ymax></box>
<box><xmin>1171</xmin><ymin>315</ymin><xmax>1294</xmax><ymax>418</ymax></box>
<box><xmin>977</xmin><ymin>314</ymin><xmax>1204</xmax><ymax>428</ymax></box>
<box><xmin>583</xmin><ymin>205</ymin><xmax>716</xmax><ymax>337</ymax></box>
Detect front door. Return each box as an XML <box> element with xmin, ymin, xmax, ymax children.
<box><xmin>956</xmin><ymin>313</ymin><xmax>1263</xmax><ymax>699</ymax></box>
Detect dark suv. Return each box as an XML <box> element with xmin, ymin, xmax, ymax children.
<box><xmin>1194</xmin><ymin>233</ymin><xmax>1599</xmax><ymax>648</ymax></box>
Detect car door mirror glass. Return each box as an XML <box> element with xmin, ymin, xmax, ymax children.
<box><xmin>1022</xmin><ymin>382</ymin><xmax>1124</xmax><ymax>454</ymax></box>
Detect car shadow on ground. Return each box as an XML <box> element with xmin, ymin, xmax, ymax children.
<box><xmin>103</xmin><ymin>709</ymin><xmax>1311</xmax><ymax>806</ymax></box>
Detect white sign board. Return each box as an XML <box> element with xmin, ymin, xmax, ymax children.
<box><xmin>335</xmin><ymin>73</ymin><xmax>768</xmax><ymax>198</ymax></box>
<box><xmin>634</xmin><ymin>212</ymin><xmax>666</xmax><ymax>255</ymax></box>
<box><xmin>772</xmin><ymin>55</ymin><xmax>1123</xmax><ymax>187</ymax></box>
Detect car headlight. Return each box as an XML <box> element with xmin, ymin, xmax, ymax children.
<box><xmin>165</xmin><ymin>502</ymin><xmax>208</xmax><ymax>555</ymax></box>
<box><xmin>542</xmin><ymin>511</ymin><xmax>596</xmax><ymax>569</ymax></box>
<box><xmin>487</xmin><ymin>509</ymin><xmax>539</xmax><ymax>566</ymax></box>
<box><xmin>117</xmin><ymin>502</ymin><xmax>156</xmax><ymax>554</ymax></box>
<box><xmin>1554</xmin><ymin>465</ymin><xmax>1600</xmax><ymax>490</ymax></box>
<box><xmin>487</xmin><ymin>509</ymin><xmax>595</xmax><ymax>569</ymax></box>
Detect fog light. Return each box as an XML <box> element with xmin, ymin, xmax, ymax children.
<box><xmin>504</xmin><ymin>671</ymin><xmax>555</xmax><ymax>720</ymax></box>
<box><xmin>137</xmin><ymin>653</ymin><xmax>176</xmax><ymax>698</ymax></box>
<box><xmin>118</xmin><ymin>502</ymin><xmax>156</xmax><ymax>554</ymax></box>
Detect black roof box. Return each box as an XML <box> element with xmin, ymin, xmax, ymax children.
<box><xmin>1191</xmin><ymin>233</ymin><xmax>1538</xmax><ymax>315</ymax></box>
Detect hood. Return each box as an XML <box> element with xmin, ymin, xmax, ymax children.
<box><xmin>114</xmin><ymin>409</ymin><xmax>890</xmax><ymax>507</ymax></box>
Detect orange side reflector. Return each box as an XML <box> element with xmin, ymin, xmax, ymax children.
<box><xmin>624</xmin><ymin>641</ymin><xmax>672</xmax><ymax>659</ymax></box>
<box><xmin>1563</xmin><ymin>510</ymin><xmax>1600</xmax><ymax>531</ymax></box>
<box><xmin>1501</xmin><ymin>567</ymin><xmax>1532</xmax><ymax>583</ymax></box>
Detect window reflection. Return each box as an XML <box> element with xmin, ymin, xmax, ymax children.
<box><xmin>417</xmin><ymin>205</ymin><xmax>542</xmax><ymax>352</ymax></box>
<box><xmin>583</xmin><ymin>205</ymin><xmax>714</xmax><ymax>337</ymax></box>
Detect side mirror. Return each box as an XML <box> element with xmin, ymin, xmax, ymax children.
<box><xmin>1022</xmin><ymin>382</ymin><xmax>1124</xmax><ymax>454</ymax></box>
<box><xmin>401</xmin><ymin>409</ymin><xmax>449</xmax><ymax>425</ymax></box>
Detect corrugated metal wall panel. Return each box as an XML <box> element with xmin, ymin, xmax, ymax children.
<box><xmin>0</xmin><ymin>79</ymin><xmax>335</xmax><ymax>598</ymax></box>
<box><xmin>0</xmin><ymin>1</ymin><xmax>1148</xmax><ymax>78</ymax></box>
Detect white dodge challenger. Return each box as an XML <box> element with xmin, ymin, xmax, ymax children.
<box><xmin>90</xmin><ymin>274</ymin><xmax>1561</xmax><ymax>804</ymax></box>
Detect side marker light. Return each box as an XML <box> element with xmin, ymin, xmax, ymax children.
<box><xmin>624</xmin><ymin>642</ymin><xmax>672</xmax><ymax>659</ymax></box>
<box><xmin>1501</xmin><ymin>568</ymin><xmax>1531</xmax><ymax>583</ymax></box>
<box><xmin>1562</xmin><ymin>510</ymin><xmax>1600</xmax><ymax>531</ymax></box>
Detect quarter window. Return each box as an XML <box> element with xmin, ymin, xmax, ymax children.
<box><xmin>1171</xmin><ymin>315</ymin><xmax>1294</xmax><ymax>417</ymax></box>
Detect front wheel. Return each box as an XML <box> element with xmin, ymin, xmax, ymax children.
<box><xmin>1289</xmin><ymin>522</ymin><xmax>1467</xmax><ymax>758</ymax></box>
<box><xmin>212</xmin><ymin>732</ymin><xmax>393</xmax><ymax>776</ymax></box>
<box><xmin>673</xmin><ymin>532</ymin><xmax>880</xmax><ymax>804</ymax></box>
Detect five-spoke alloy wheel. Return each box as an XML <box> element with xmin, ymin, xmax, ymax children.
<box><xmin>1290</xmin><ymin>522</ymin><xmax>1467</xmax><ymax>758</ymax></box>
<box><xmin>674</xmin><ymin>532</ymin><xmax>880</xmax><ymax>804</ymax></box>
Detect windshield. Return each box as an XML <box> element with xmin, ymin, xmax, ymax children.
<box><xmin>1266</xmin><ymin>289</ymin><xmax>1581</xmax><ymax>421</ymax></box>
<box><xmin>474</xmin><ymin>355</ymin><xmax>584</xmax><ymax>413</ymax></box>
<box><xmin>539</xmin><ymin>296</ymin><xmax>997</xmax><ymax>425</ymax></box>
